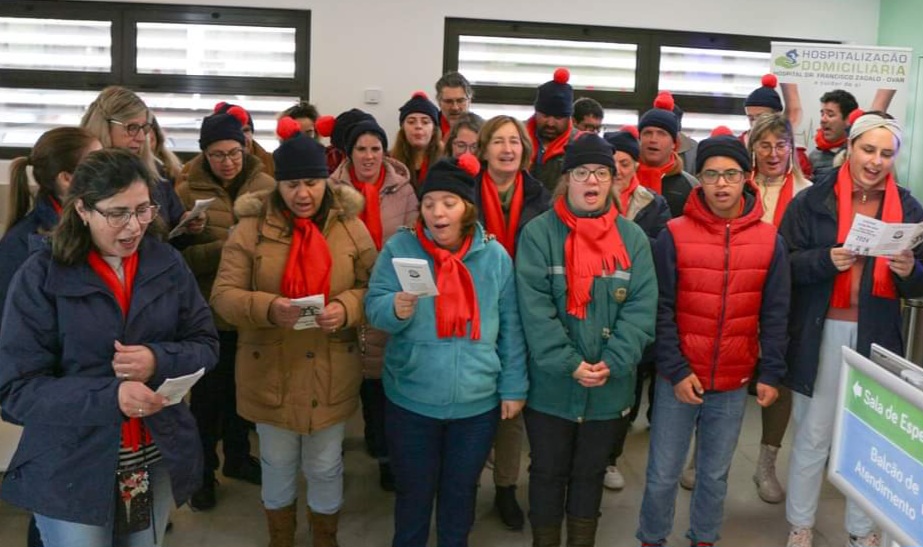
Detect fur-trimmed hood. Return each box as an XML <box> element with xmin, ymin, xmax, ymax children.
<box><xmin>233</xmin><ymin>183</ymin><xmax>366</xmax><ymax>221</ymax></box>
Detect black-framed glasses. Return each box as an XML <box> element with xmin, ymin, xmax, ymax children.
<box><xmin>699</xmin><ymin>169</ymin><xmax>745</xmax><ymax>185</ymax></box>
<box><xmin>452</xmin><ymin>141</ymin><xmax>478</xmax><ymax>154</ymax></box>
<box><xmin>108</xmin><ymin>119</ymin><xmax>153</xmax><ymax>137</ymax></box>
<box><xmin>570</xmin><ymin>166</ymin><xmax>613</xmax><ymax>183</ymax></box>
<box><xmin>93</xmin><ymin>204</ymin><xmax>160</xmax><ymax>228</ymax></box>
<box><xmin>755</xmin><ymin>141</ymin><xmax>791</xmax><ymax>155</ymax></box>
<box><xmin>206</xmin><ymin>148</ymin><xmax>244</xmax><ymax>163</ymax></box>
<box><xmin>577</xmin><ymin>122</ymin><xmax>602</xmax><ymax>134</ymax></box>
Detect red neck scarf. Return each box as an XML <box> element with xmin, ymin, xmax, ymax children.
<box><xmin>756</xmin><ymin>172</ymin><xmax>796</xmax><ymax>228</ymax></box>
<box><xmin>440</xmin><ymin>113</ymin><xmax>451</xmax><ymax>144</ymax></box>
<box><xmin>553</xmin><ymin>197</ymin><xmax>632</xmax><ymax>319</ymax></box>
<box><xmin>280</xmin><ymin>214</ymin><xmax>332</xmax><ymax>301</ymax></box>
<box><xmin>619</xmin><ymin>176</ymin><xmax>641</xmax><ymax>216</ymax></box>
<box><xmin>815</xmin><ymin>128</ymin><xmax>847</xmax><ymax>152</ymax></box>
<box><xmin>481</xmin><ymin>170</ymin><xmax>524</xmax><ymax>256</ymax></box>
<box><xmin>527</xmin><ymin>117</ymin><xmax>573</xmax><ymax>165</ymax></box>
<box><xmin>350</xmin><ymin>164</ymin><xmax>387</xmax><ymax>250</ymax></box>
<box><xmin>831</xmin><ymin>162</ymin><xmax>902</xmax><ymax>308</ymax></box>
<box><xmin>415</xmin><ymin>219</ymin><xmax>480</xmax><ymax>339</ymax></box>
<box><xmin>415</xmin><ymin>156</ymin><xmax>430</xmax><ymax>189</ymax></box>
<box><xmin>637</xmin><ymin>154</ymin><xmax>677</xmax><ymax>195</ymax></box>
<box><xmin>48</xmin><ymin>195</ymin><xmax>63</xmax><ymax>215</ymax></box>
<box><xmin>88</xmin><ymin>249</ymin><xmax>148</xmax><ymax>451</ymax></box>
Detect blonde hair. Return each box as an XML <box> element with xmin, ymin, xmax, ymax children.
<box><xmin>747</xmin><ymin>112</ymin><xmax>808</xmax><ymax>183</ymax></box>
<box><xmin>477</xmin><ymin>116</ymin><xmax>533</xmax><ymax>172</ymax></box>
<box><xmin>81</xmin><ymin>86</ymin><xmax>158</xmax><ymax>177</ymax></box>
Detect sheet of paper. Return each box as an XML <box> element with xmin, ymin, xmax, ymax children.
<box><xmin>168</xmin><ymin>197</ymin><xmax>217</xmax><ymax>239</ymax></box>
<box><xmin>843</xmin><ymin>213</ymin><xmax>923</xmax><ymax>257</ymax></box>
<box><xmin>392</xmin><ymin>257</ymin><xmax>438</xmax><ymax>297</ymax></box>
<box><xmin>290</xmin><ymin>294</ymin><xmax>325</xmax><ymax>330</ymax></box>
<box><xmin>155</xmin><ymin>367</ymin><xmax>206</xmax><ymax>406</ymax></box>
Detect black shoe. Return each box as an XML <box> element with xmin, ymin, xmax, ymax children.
<box><xmin>223</xmin><ymin>455</ymin><xmax>262</xmax><ymax>485</ymax></box>
<box><xmin>379</xmin><ymin>462</ymin><xmax>395</xmax><ymax>492</ymax></box>
<box><xmin>189</xmin><ymin>472</ymin><xmax>217</xmax><ymax>511</ymax></box>
<box><xmin>494</xmin><ymin>485</ymin><xmax>524</xmax><ymax>530</ymax></box>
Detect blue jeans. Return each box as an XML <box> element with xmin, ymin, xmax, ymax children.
<box><xmin>637</xmin><ymin>376</ymin><xmax>748</xmax><ymax>545</ymax></box>
<box><xmin>34</xmin><ymin>461</ymin><xmax>173</xmax><ymax>547</ymax></box>
<box><xmin>385</xmin><ymin>399</ymin><xmax>499</xmax><ymax>547</ymax></box>
<box><xmin>256</xmin><ymin>422</ymin><xmax>345</xmax><ymax>514</ymax></box>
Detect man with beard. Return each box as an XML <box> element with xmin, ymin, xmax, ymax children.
<box><xmin>636</xmin><ymin>92</ymin><xmax>698</xmax><ymax>217</ymax></box>
<box><xmin>809</xmin><ymin>89</ymin><xmax>858</xmax><ymax>182</ymax></box>
<box><xmin>526</xmin><ymin>68</ymin><xmax>579</xmax><ymax>192</ymax></box>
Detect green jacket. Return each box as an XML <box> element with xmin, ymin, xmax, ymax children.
<box><xmin>515</xmin><ymin>202</ymin><xmax>657</xmax><ymax>422</ymax></box>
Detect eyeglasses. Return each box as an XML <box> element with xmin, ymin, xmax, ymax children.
<box><xmin>439</xmin><ymin>97</ymin><xmax>469</xmax><ymax>107</ymax></box>
<box><xmin>570</xmin><ymin>166</ymin><xmax>613</xmax><ymax>183</ymax></box>
<box><xmin>108</xmin><ymin>119</ymin><xmax>153</xmax><ymax>137</ymax></box>
<box><xmin>452</xmin><ymin>141</ymin><xmax>478</xmax><ymax>154</ymax></box>
<box><xmin>206</xmin><ymin>148</ymin><xmax>244</xmax><ymax>163</ymax></box>
<box><xmin>755</xmin><ymin>141</ymin><xmax>791</xmax><ymax>155</ymax></box>
<box><xmin>699</xmin><ymin>169</ymin><xmax>745</xmax><ymax>185</ymax></box>
<box><xmin>577</xmin><ymin>123</ymin><xmax>602</xmax><ymax>134</ymax></box>
<box><xmin>93</xmin><ymin>204</ymin><xmax>160</xmax><ymax>228</ymax></box>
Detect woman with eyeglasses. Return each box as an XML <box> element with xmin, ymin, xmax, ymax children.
<box><xmin>743</xmin><ymin>112</ymin><xmax>811</xmax><ymax>505</ymax></box>
<box><xmin>391</xmin><ymin>92</ymin><xmax>444</xmax><ymax>189</ymax></box>
<box><xmin>211</xmin><ymin>119</ymin><xmax>377</xmax><ymax>547</ymax></box>
<box><xmin>81</xmin><ymin>86</ymin><xmax>186</xmax><ymax>231</ymax></box>
<box><xmin>516</xmin><ymin>133</ymin><xmax>657</xmax><ymax>546</ymax></box>
<box><xmin>0</xmin><ymin>149</ymin><xmax>218</xmax><ymax>547</ymax></box>
<box><xmin>445</xmin><ymin>114</ymin><xmax>482</xmax><ymax>159</ymax></box>
<box><xmin>173</xmin><ymin>109</ymin><xmax>277</xmax><ymax>510</ymax></box>
<box><xmin>327</xmin><ymin>112</ymin><xmax>418</xmax><ymax>490</ymax></box>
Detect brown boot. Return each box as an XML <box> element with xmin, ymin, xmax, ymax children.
<box><xmin>531</xmin><ymin>523</ymin><xmax>562</xmax><ymax>547</ymax></box>
<box><xmin>566</xmin><ymin>514</ymin><xmax>598</xmax><ymax>547</ymax></box>
<box><xmin>264</xmin><ymin>504</ymin><xmax>296</xmax><ymax>547</ymax></box>
<box><xmin>308</xmin><ymin>508</ymin><xmax>340</xmax><ymax>547</ymax></box>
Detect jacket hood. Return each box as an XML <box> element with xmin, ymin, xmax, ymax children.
<box><xmin>233</xmin><ymin>183</ymin><xmax>366</xmax><ymax>221</ymax></box>
<box><xmin>682</xmin><ymin>181</ymin><xmax>764</xmax><ymax>234</ymax></box>
<box><xmin>329</xmin><ymin>156</ymin><xmax>412</xmax><ymax>191</ymax></box>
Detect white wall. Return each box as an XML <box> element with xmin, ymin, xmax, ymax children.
<box><xmin>0</xmin><ymin>0</ymin><xmax>882</xmax><ymax>206</ymax></box>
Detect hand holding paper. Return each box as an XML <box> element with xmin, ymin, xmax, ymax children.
<box><xmin>392</xmin><ymin>258</ymin><xmax>438</xmax><ymax>297</ymax></box>
<box><xmin>168</xmin><ymin>198</ymin><xmax>216</xmax><ymax>239</ymax></box>
<box><xmin>155</xmin><ymin>367</ymin><xmax>206</xmax><ymax>406</ymax></box>
<box><xmin>844</xmin><ymin>213</ymin><xmax>923</xmax><ymax>257</ymax></box>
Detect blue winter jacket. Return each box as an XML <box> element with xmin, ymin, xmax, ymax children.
<box><xmin>779</xmin><ymin>170</ymin><xmax>923</xmax><ymax>396</ymax></box>
<box><xmin>0</xmin><ymin>236</ymin><xmax>219</xmax><ymax>526</ymax></box>
<box><xmin>365</xmin><ymin>223</ymin><xmax>528</xmax><ymax>420</ymax></box>
<box><xmin>0</xmin><ymin>195</ymin><xmax>59</xmax><ymax>321</ymax></box>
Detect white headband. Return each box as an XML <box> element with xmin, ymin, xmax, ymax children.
<box><xmin>849</xmin><ymin>114</ymin><xmax>903</xmax><ymax>149</ymax></box>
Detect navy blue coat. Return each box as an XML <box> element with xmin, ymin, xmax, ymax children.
<box><xmin>779</xmin><ymin>170</ymin><xmax>923</xmax><ymax>396</ymax></box>
<box><xmin>0</xmin><ymin>236</ymin><xmax>218</xmax><ymax>526</ymax></box>
<box><xmin>0</xmin><ymin>195</ymin><xmax>58</xmax><ymax>321</ymax></box>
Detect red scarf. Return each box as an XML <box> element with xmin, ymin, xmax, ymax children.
<box><xmin>553</xmin><ymin>197</ymin><xmax>632</xmax><ymax>319</ymax></box>
<box><xmin>415</xmin><ymin>157</ymin><xmax>430</xmax><ymax>189</ymax></box>
<box><xmin>280</xmin><ymin>214</ymin><xmax>332</xmax><ymax>301</ymax></box>
<box><xmin>619</xmin><ymin>176</ymin><xmax>641</xmax><ymax>216</ymax></box>
<box><xmin>759</xmin><ymin>172</ymin><xmax>796</xmax><ymax>228</ymax></box>
<box><xmin>350</xmin><ymin>164</ymin><xmax>386</xmax><ymax>250</ymax></box>
<box><xmin>831</xmin><ymin>162</ymin><xmax>901</xmax><ymax>308</ymax></box>
<box><xmin>814</xmin><ymin>128</ymin><xmax>847</xmax><ymax>152</ymax></box>
<box><xmin>439</xmin><ymin>113</ymin><xmax>451</xmax><ymax>144</ymax></box>
<box><xmin>637</xmin><ymin>154</ymin><xmax>677</xmax><ymax>195</ymax></box>
<box><xmin>88</xmin><ymin>249</ymin><xmax>149</xmax><ymax>451</ymax></box>
<box><xmin>527</xmin><ymin>117</ymin><xmax>573</xmax><ymax>165</ymax></box>
<box><xmin>48</xmin><ymin>195</ymin><xmax>63</xmax><ymax>215</ymax></box>
<box><xmin>481</xmin><ymin>171</ymin><xmax>524</xmax><ymax>256</ymax></box>
<box><xmin>416</xmin><ymin>219</ymin><xmax>480</xmax><ymax>339</ymax></box>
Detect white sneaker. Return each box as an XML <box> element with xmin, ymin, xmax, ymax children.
<box><xmin>847</xmin><ymin>532</ymin><xmax>880</xmax><ymax>547</ymax></box>
<box><xmin>603</xmin><ymin>465</ymin><xmax>625</xmax><ymax>490</ymax></box>
<box><xmin>786</xmin><ymin>526</ymin><xmax>813</xmax><ymax>547</ymax></box>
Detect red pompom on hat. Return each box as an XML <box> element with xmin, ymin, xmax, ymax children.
<box><xmin>745</xmin><ymin>74</ymin><xmax>783</xmax><ymax>111</ymax></box>
<box><xmin>456</xmin><ymin>152</ymin><xmax>481</xmax><ymax>177</ymax></box>
<box><xmin>214</xmin><ymin>102</ymin><xmax>254</xmax><ymax>130</ymax></box>
<box><xmin>213</xmin><ymin>101</ymin><xmax>228</xmax><ymax>113</ymax></box>
<box><xmin>653</xmin><ymin>91</ymin><xmax>675</xmax><ymax>112</ymax></box>
<box><xmin>315</xmin><ymin>115</ymin><xmax>336</xmax><ymax>138</ymax></box>
<box><xmin>710</xmin><ymin>125</ymin><xmax>735</xmax><ymax>137</ymax></box>
<box><xmin>226</xmin><ymin>106</ymin><xmax>250</xmax><ymax>128</ymax></box>
<box><xmin>639</xmin><ymin>92</ymin><xmax>679</xmax><ymax>140</ymax></box>
<box><xmin>399</xmin><ymin>92</ymin><xmax>439</xmax><ymax>126</ymax></box>
<box><xmin>847</xmin><ymin>108</ymin><xmax>865</xmax><ymax>127</ymax></box>
<box><xmin>553</xmin><ymin>67</ymin><xmax>570</xmax><ymax>84</ymax></box>
<box><xmin>276</xmin><ymin>116</ymin><xmax>302</xmax><ymax>141</ymax></box>
<box><xmin>412</xmin><ymin>90</ymin><xmax>429</xmax><ymax>100</ymax></box>
<box><xmin>620</xmin><ymin>125</ymin><xmax>640</xmax><ymax>139</ymax></box>
<box><xmin>762</xmin><ymin>73</ymin><xmax>779</xmax><ymax>88</ymax></box>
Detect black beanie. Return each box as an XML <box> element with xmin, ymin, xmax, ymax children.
<box><xmin>214</xmin><ymin>102</ymin><xmax>254</xmax><ymax>130</ymax></box>
<box><xmin>399</xmin><ymin>92</ymin><xmax>439</xmax><ymax>126</ymax></box>
<box><xmin>273</xmin><ymin>117</ymin><xmax>329</xmax><ymax>181</ymax></box>
<box><xmin>419</xmin><ymin>153</ymin><xmax>480</xmax><ymax>203</ymax></box>
<box><xmin>331</xmin><ymin>109</ymin><xmax>375</xmax><ymax>152</ymax></box>
<box><xmin>534</xmin><ymin>68</ymin><xmax>574</xmax><ymax>118</ymax></box>
<box><xmin>745</xmin><ymin>74</ymin><xmax>783</xmax><ymax>112</ymax></box>
<box><xmin>562</xmin><ymin>132</ymin><xmax>615</xmax><ymax>173</ymax></box>
<box><xmin>199</xmin><ymin>112</ymin><xmax>246</xmax><ymax>150</ymax></box>
<box><xmin>604</xmin><ymin>130</ymin><xmax>640</xmax><ymax>161</ymax></box>
<box><xmin>695</xmin><ymin>135</ymin><xmax>751</xmax><ymax>174</ymax></box>
<box><xmin>638</xmin><ymin>92</ymin><xmax>679</xmax><ymax>141</ymax></box>
<box><xmin>345</xmin><ymin>118</ymin><xmax>389</xmax><ymax>156</ymax></box>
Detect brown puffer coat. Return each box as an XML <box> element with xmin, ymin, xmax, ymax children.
<box><xmin>175</xmin><ymin>154</ymin><xmax>276</xmax><ymax>330</ymax></box>
<box><xmin>210</xmin><ymin>185</ymin><xmax>378</xmax><ymax>434</ymax></box>
<box><xmin>329</xmin><ymin>156</ymin><xmax>418</xmax><ymax>379</ymax></box>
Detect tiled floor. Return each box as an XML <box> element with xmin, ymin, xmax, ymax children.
<box><xmin>0</xmin><ymin>394</ymin><xmax>854</xmax><ymax>547</ymax></box>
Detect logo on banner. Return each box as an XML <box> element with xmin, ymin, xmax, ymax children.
<box><xmin>775</xmin><ymin>49</ymin><xmax>798</xmax><ymax>70</ymax></box>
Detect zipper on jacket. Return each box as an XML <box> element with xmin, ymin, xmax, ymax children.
<box><xmin>710</xmin><ymin>221</ymin><xmax>731</xmax><ymax>390</ymax></box>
